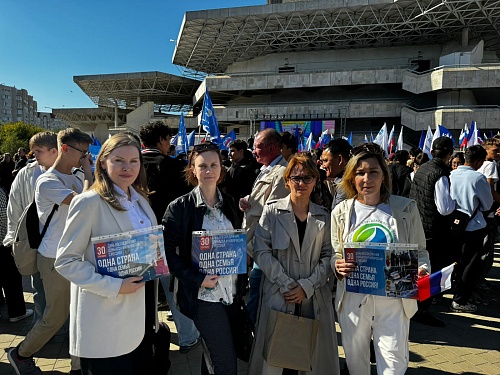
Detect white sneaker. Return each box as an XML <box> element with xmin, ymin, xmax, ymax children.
<box><xmin>450</xmin><ymin>301</ymin><xmax>477</xmax><ymax>313</ymax></box>
<box><xmin>9</xmin><ymin>309</ymin><xmax>34</xmax><ymax>323</ymax></box>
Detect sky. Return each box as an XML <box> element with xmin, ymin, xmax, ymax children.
<box><xmin>0</xmin><ymin>0</ymin><xmax>264</xmax><ymax>112</ymax></box>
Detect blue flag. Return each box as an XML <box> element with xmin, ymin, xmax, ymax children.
<box><xmin>221</xmin><ymin>129</ymin><xmax>236</xmax><ymax>150</ymax></box>
<box><xmin>418</xmin><ymin>130</ymin><xmax>426</xmax><ymax>149</ymax></box>
<box><xmin>347</xmin><ymin>132</ymin><xmax>353</xmax><ymax>146</ymax></box>
<box><xmin>91</xmin><ymin>133</ymin><xmax>101</xmax><ymax>147</ymax></box>
<box><xmin>187</xmin><ymin>130</ymin><xmax>196</xmax><ymax>148</ymax></box>
<box><xmin>175</xmin><ymin>113</ymin><xmax>188</xmax><ymax>156</ymax></box>
<box><xmin>201</xmin><ymin>90</ymin><xmax>221</xmax><ymax>145</ymax></box>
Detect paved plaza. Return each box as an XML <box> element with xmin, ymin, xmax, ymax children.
<box><xmin>0</xmin><ymin>247</ymin><xmax>499</xmax><ymax>375</ymax></box>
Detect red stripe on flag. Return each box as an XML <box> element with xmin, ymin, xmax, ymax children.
<box><xmin>417</xmin><ymin>275</ymin><xmax>431</xmax><ymax>301</ymax></box>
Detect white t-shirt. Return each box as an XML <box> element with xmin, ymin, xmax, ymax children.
<box><xmin>35</xmin><ymin>168</ymin><xmax>83</xmax><ymax>258</ymax></box>
<box><xmin>478</xmin><ymin>160</ymin><xmax>498</xmax><ymax>189</ymax></box>
<box><xmin>347</xmin><ymin>201</ymin><xmax>397</xmax><ymax>244</ymax></box>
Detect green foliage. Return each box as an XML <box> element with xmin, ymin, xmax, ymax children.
<box><xmin>0</xmin><ymin>121</ymin><xmax>45</xmax><ymax>155</ymax></box>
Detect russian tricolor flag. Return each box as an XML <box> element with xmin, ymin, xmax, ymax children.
<box><xmin>417</xmin><ymin>264</ymin><xmax>455</xmax><ymax>301</ymax></box>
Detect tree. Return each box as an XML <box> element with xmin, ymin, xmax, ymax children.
<box><xmin>0</xmin><ymin>121</ymin><xmax>45</xmax><ymax>155</ymax></box>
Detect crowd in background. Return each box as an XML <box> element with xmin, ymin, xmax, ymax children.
<box><xmin>0</xmin><ymin>122</ymin><xmax>498</xmax><ymax>375</ymax></box>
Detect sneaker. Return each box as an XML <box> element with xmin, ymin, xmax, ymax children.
<box><xmin>411</xmin><ymin>311</ymin><xmax>446</xmax><ymax>327</ymax></box>
<box><xmin>166</xmin><ymin>311</ymin><xmax>174</xmax><ymax>321</ymax></box>
<box><xmin>7</xmin><ymin>347</ymin><xmax>42</xmax><ymax>375</ymax></box>
<box><xmin>469</xmin><ymin>293</ymin><xmax>489</xmax><ymax>306</ymax></box>
<box><xmin>450</xmin><ymin>301</ymin><xmax>477</xmax><ymax>313</ymax></box>
<box><xmin>9</xmin><ymin>309</ymin><xmax>34</xmax><ymax>323</ymax></box>
<box><xmin>179</xmin><ymin>337</ymin><xmax>201</xmax><ymax>354</ymax></box>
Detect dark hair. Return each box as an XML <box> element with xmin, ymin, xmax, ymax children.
<box><xmin>482</xmin><ymin>138</ymin><xmax>500</xmax><ymax>148</ymax></box>
<box><xmin>229</xmin><ymin>139</ymin><xmax>247</xmax><ymax>151</ymax></box>
<box><xmin>169</xmin><ymin>145</ymin><xmax>176</xmax><ymax>152</ymax></box>
<box><xmin>451</xmin><ymin>151</ymin><xmax>465</xmax><ymax>164</ymax></box>
<box><xmin>29</xmin><ymin>131</ymin><xmax>57</xmax><ymax>150</ymax></box>
<box><xmin>415</xmin><ymin>152</ymin><xmax>430</xmax><ymax>166</ymax></box>
<box><xmin>465</xmin><ymin>145</ymin><xmax>487</xmax><ymax>164</ymax></box>
<box><xmin>185</xmin><ymin>142</ymin><xmax>225</xmax><ymax>186</ymax></box>
<box><xmin>220</xmin><ymin>149</ymin><xmax>229</xmax><ymax>157</ymax></box>
<box><xmin>394</xmin><ymin>150</ymin><xmax>410</xmax><ymax>164</ymax></box>
<box><xmin>57</xmin><ymin>128</ymin><xmax>93</xmax><ymax>149</ymax></box>
<box><xmin>281</xmin><ymin>131</ymin><xmax>298</xmax><ymax>153</ymax></box>
<box><xmin>139</xmin><ymin>121</ymin><xmax>172</xmax><ymax>148</ymax></box>
<box><xmin>409</xmin><ymin>147</ymin><xmax>422</xmax><ymax>157</ymax></box>
<box><xmin>324</xmin><ymin>139</ymin><xmax>352</xmax><ymax>160</ymax></box>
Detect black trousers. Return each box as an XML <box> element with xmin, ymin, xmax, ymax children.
<box><xmin>193</xmin><ymin>300</ymin><xmax>238</xmax><ymax>375</ymax></box>
<box><xmin>0</xmin><ymin>246</ymin><xmax>27</xmax><ymax>318</ymax></box>
<box><xmin>453</xmin><ymin>228</ymin><xmax>488</xmax><ymax>305</ymax></box>
<box><xmin>81</xmin><ymin>331</ymin><xmax>154</xmax><ymax>375</ymax></box>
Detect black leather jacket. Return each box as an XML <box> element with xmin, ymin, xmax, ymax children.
<box><xmin>162</xmin><ymin>186</ymin><xmax>246</xmax><ymax>320</ymax></box>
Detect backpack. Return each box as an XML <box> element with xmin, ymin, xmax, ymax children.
<box><xmin>12</xmin><ymin>200</ymin><xmax>58</xmax><ymax>275</ymax></box>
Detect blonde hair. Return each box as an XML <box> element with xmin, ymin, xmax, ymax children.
<box><xmin>341</xmin><ymin>144</ymin><xmax>392</xmax><ymax>203</ymax></box>
<box><xmin>92</xmin><ymin>133</ymin><xmax>149</xmax><ymax>211</ymax></box>
<box><xmin>29</xmin><ymin>131</ymin><xmax>57</xmax><ymax>150</ymax></box>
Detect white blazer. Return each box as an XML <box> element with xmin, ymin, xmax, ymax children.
<box><xmin>55</xmin><ymin>190</ymin><xmax>158</xmax><ymax>358</ymax></box>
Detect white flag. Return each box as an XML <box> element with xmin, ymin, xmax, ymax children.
<box><xmin>423</xmin><ymin>126</ymin><xmax>434</xmax><ymax>159</ymax></box>
<box><xmin>397</xmin><ymin>126</ymin><xmax>404</xmax><ymax>151</ymax></box>
<box><xmin>373</xmin><ymin>123</ymin><xmax>388</xmax><ymax>156</ymax></box>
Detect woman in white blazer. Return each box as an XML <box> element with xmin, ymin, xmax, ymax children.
<box><xmin>331</xmin><ymin>143</ymin><xmax>430</xmax><ymax>375</ymax></box>
<box><xmin>55</xmin><ymin>134</ymin><xmax>159</xmax><ymax>375</ymax></box>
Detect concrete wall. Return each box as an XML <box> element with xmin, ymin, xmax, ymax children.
<box><xmin>125</xmin><ymin>101</ymin><xmax>154</xmax><ymax>131</ymax></box>
<box><xmin>402</xmin><ymin>66</ymin><xmax>500</xmax><ymax>94</ymax></box>
<box><xmin>437</xmin><ymin>90</ymin><xmax>477</xmax><ymax>107</ymax></box>
<box><xmin>401</xmin><ymin>107</ymin><xmax>500</xmax><ymax>131</ymax></box>
<box><xmin>225</xmin><ymin>45</ymin><xmax>442</xmax><ymax>74</ymax></box>
<box><xmin>439</xmin><ymin>41</ymin><xmax>484</xmax><ymax>66</ymax></box>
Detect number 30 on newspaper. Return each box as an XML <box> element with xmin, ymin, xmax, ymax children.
<box><xmin>92</xmin><ymin>225</ymin><xmax>169</xmax><ymax>282</ymax></box>
<box><xmin>192</xmin><ymin>229</ymin><xmax>247</xmax><ymax>276</ymax></box>
<box><xmin>344</xmin><ymin>242</ymin><xmax>419</xmax><ymax>299</ymax></box>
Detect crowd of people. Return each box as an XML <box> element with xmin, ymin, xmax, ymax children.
<box><xmin>0</xmin><ymin>122</ymin><xmax>497</xmax><ymax>375</ymax></box>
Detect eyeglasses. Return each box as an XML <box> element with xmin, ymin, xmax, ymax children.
<box><xmin>350</xmin><ymin>143</ymin><xmax>385</xmax><ymax>157</ymax></box>
<box><xmin>289</xmin><ymin>175</ymin><xmax>315</xmax><ymax>184</ymax></box>
<box><xmin>66</xmin><ymin>144</ymin><xmax>89</xmax><ymax>158</ymax></box>
<box><xmin>193</xmin><ymin>142</ymin><xmax>219</xmax><ymax>153</ymax></box>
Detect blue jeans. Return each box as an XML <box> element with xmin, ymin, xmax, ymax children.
<box><xmin>31</xmin><ymin>272</ymin><xmax>46</xmax><ymax>324</ymax></box>
<box><xmin>160</xmin><ymin>275</ymin><xmax>199</xmax><ymax>346</ymax></box>
<box><xmin>246</xmin><ymin>265</ymin><xmax>262</xmax><ymax>325</ymax></box>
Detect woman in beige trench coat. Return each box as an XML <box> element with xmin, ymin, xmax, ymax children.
<box><xmin>247</xmin><ymin>154</ymin><xmax>340</xmax><ymax>375</ymax></box>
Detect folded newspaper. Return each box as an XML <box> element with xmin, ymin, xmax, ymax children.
<box><xmin>92</xmin><ymin>225</ymin><xmax>169</xmax><ymax>282</ymax></box>
<box><xmin>192</xmin><ymin>229</ymin><xmax>246</xmax><ymax>275</ymax></box>
<box><xmin>344</xmin><ymin>242</ymin><xmax>419</xmax><ymax>299</ymax></box>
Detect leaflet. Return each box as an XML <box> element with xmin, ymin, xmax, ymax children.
<box><xmin>92</xmin><ymin>225</ymin><xmax>169</xmax><ymax>282</ymax></box>
<box><xmin>343</xmin><ymin>242</ymin><xmax>419</xmax><ymax>299</ymax></box>
<box><xmin>192</xmin><ymin>229</ymin><xmax>246</xmax><ymax>275</ymax></box>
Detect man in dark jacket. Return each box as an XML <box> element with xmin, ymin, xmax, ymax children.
<box><xmin>139</xmin><ymin>121</ymin><xmax>200</xmax><ymax>353</ymax></box>
<box><xmin>389</xmin><ymin>150</ymin><xmax>412</xmax><ymax>197</ymax></box>
<box><xmin>225</xmin><ymin>139</ymin><xmax>257</xmax><ymax>222</ymax></box>
<box><xmin>409</xmin><ymin>137</ymin><xmax>455</xmax><ymax>327</ymax></box>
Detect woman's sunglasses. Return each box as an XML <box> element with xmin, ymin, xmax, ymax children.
<box><xmin>350</xmin><ymin>143</ymin><xmax>385</xmax><ymax>157</ymax></box>
<box><xmin>192</xmin><ymin>142</ymin><xmax>219</xmax><ymax>153</ymax></box>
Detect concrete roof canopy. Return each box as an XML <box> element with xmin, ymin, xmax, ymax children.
<box><xmin>173</xmin><ymin>0</ymin><xmax>500</xmax><ymax>74</ymax></box>
<box><xmin>73</xmin><ymin>71</ymin><xmax>201</xmax><ymax>112</ymax></box>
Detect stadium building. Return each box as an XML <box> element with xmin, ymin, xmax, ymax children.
<box><xmin>57</xmin><ymin>0</ymin><xmax>500</xmax><ymax>145</ymax></box>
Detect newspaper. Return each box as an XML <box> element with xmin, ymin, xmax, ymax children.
<box><xmin>92</xmin><ymin>225</ymin><xmax>169</xmax><ymax>282</ymax></box>
<box><xmin>344</xmin><ymin>242</ymin><xmax>419</xmax><ymax>299</ymax></box>
<box><xmin>191</xmin><ymin>229</ymin><xmax>246</xmax><ymax>275</ymax></box>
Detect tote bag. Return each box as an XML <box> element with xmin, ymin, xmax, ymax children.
<box><xmin>263</xmin><ymin>309</ymin><xmax>319</xmax><ymax>371</ymax></box>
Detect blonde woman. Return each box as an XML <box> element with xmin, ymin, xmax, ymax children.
<box><xmin>55</xmin><ymin>134</ymin><xmax>158</xmax><ymax>374</ymax></box>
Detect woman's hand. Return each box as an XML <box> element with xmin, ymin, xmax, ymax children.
<box><xmin>417</xmin><ymin>267</ymin><xmax>429</xmax><ymax>278</ymax></box>
<box><xmin>335</xmin><ymin>258</ymin><xmax>357</xmax><ymax>277</ymax></box>
<box><xmin>283</xmin><ymin>281</ymin><xmax>306</xmax><ymax>304</ymax></box>
<box><xmin>119</xmin><ymin>276</ymin><xmax>145</xmax><ymax>294</ymax></box>
<box><xmin>201</xmin><ymin>275</ymin><xmax>220</xmax><ymax>288</ymax></box>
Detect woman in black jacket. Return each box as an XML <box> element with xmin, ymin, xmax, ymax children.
<box><xmin>163</xmin><ymin>142</ymin><xmax>245</xmax><ymax>375</ymax></box>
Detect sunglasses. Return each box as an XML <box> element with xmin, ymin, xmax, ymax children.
<box><xmin>289</xmin><ymin>175</ymin><xmax>315</xmax><ymax>184</ymax></box>
<box><xmin>66</xmin><ymin>144</ymin><xmax>89</xmax><ymax>158</ymax></box>
<box><xmin>193</xmin><ymin>142</ymin><xmax>219</xmax><ymax>153</ymax></box>
<box><xmin>350</xmin><ymin>143</ymin><xmax>385</xmax><ymax>157</ymax></box>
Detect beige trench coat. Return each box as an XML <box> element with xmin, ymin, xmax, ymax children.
<box><xmin>247</xmin><ymin>196</ymin><xmax>340</xmax><ymax>375</ymax></box>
